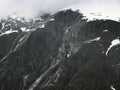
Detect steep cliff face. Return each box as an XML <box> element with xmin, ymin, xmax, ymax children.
<box><xmin>0</xmin><ymin>9</ymin><xmax>120</xmax><ymax>90</ymax></box>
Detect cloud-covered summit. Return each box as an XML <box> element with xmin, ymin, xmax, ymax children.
<box><xmin>0</xmin><ymin>0</ymin><xmax>80</xmax><ymax>18</ymax></box>
<box><xmin>0</xmin><ymin>0</ymin><xmax>119</xmax><ymax>18</ymax></box>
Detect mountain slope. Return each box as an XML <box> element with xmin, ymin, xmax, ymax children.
<box><xmin>0</xmin><ymin>9</ymin><xmax>120</xmax><ymax>90</ymax></box>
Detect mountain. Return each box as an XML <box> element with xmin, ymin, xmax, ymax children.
<box><xmin>63</xmin><ymin>3</ymin><xmax>120</xmax><ymax>21</ymax></box>
<box><xmin>0</xmin><ymin>9</ymin><xmax>120</xmax><ymax>90</ymax></box>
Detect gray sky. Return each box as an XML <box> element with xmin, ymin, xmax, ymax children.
<box><xmin>0</xmin><ymin>0</ymin><xmax>80</xmax><ymax>18</ymax></box>
<box><xmin>0</xmin><ymin>0</ymin><xmax>120</xmax><ymax>19</ymax></box>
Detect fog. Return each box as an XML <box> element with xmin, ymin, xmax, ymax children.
<box><xmin>0</xmin><ymin>0</ymin><xmax>80</xmax><ymax>18</ymax></box>
<box><xmin>0</xmin><ymin>0</ymin><xmax>119</xmax><ymax>18</ymax></box>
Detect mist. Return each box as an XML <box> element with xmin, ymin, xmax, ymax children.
<box><xmin>0</xmin><ymin>0</ymin><xmax>119</xmax><ymax>18</ymax></box>
<box><xmin>0</xmin><ymin>0</ymin><xmax>80</xmax><ymax>18</ymax></box>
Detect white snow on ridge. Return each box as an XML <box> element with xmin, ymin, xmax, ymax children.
<box><xmin>106</xmin><ymin>39</ymin><xmax>120</xmax><ymax>55</ymax></box>
<box><xmin>62</xmin><ymin>2</ymin><xmax>120</xmax><ymax>21</ymax></box>
<box><xmin>21</xmin><ymin>27</ymin><xmax>32</xmax><ymax>32</ymax></box>
<box><xmin>85</xmin><ymin>37</ymin><xmax>101</xmax><ymax>43</ymax></box>
<box><xmin>89</xmin><ymin>37</ymin><xmax>101</xmax><ymax>42</ymax></box>
<box><xmin>102</xmin><ymin>30</ymin><xmax>109</xmax><ymax>33</ymax></box>
<box><xmin>21</xmin><ymin>27</ymin><xmax>26</xmax><ymax>31</ymax></box>
<box><xmin>40</xmin><ymin>24</ymin><xmax>45</xmax><ymax>28</ymax></box>
<box><xmin>49</xmin><ymin>18</ymin><xmax>55</xmax><ymax>21</ymax></box>
<box><xmin>0</xmin><ymin>30</ymin><xmax>18</xmax><ymax>36</ymax></box>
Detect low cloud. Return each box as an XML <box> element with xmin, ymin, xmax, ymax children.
<box><xmin>0</xmin><ymin>0</ymin><xmax>119</xmax><ymax>18</ymax></box>
<box><xmin>0</xmin><ymin>0</ymin><xmax>80</xmax><ymax>18</ymax></box>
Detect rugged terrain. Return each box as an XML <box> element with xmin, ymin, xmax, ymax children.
<box><xmin>0</xmin><ymin>9</ymin><xmax>120</xmax><ymax>90</ymax></box>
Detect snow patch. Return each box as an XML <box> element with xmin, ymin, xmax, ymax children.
<box><xmin>102</xmin><ymin>30</ymin><xmax>109</xmax><ymax>33</ymax></box>
<box><xmin>2</xmin><ymin>22</ymin><xmax>5</xmax><ymax>29</ymax></box>
<box><xmin>49</xmin><ymin>18</ymin><xmax>55</xmax><ymax>21</ymax></box>
<box><xmin>21</xmin><ymin>27</ymin><xmax>32</xmax><ymax>32</ymax></box>
<box><xmin>85</xmin><ymin>37</ymin><xmax>101</xmax><ymax>43</ymax></box>
<box><xmin>0</xmin><ymin>30</ymin><xmax>18</xmax><ymax>36</ymax></box>
<box><xmin>40</xmin><ymin>24</ymin><xmax>45</xmax><ymax>28</ymax></box>
<box><xmin>90</xmin><ymin>37</ymin><xmax>101</xmax><ymax>41</ymax></box>
<box><xmin>110</xmin><ymin>86</ymin><xmax>116</xmax><ymax>90</ymax></box>
<box><xmin>67</xmin><ymin>53</ymin><xmax>71</xmax><ymax>58</ymax></box>
<box><xmin>106</xmin><ymin>39</ymin><xmax>120</xmax><ymax>55</ymax></box>
<box><xmin>21</xmin><ymin>27</ymin><xmax>26</xmax><ymax>31</ymax></box>
<box><xmin>25</xmin><ymin>29</ymin><xmax>32</xmax><ymax>32</ymax></box>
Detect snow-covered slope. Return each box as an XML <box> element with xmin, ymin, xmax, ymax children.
<box><xmin>62</xmin><ymin>2</ymin><xmax>120</xmax><ymax>21</ymax></box>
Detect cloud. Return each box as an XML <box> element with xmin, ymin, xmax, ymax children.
<box><xmin>0</xmin><ymin>0</ymin><xmax>80</xmax><ymax>18</ymax></box>
<box><xmin>0</xmin><ymin>0</ymin><xmax>119</xmax><ymax>18</ymax></box>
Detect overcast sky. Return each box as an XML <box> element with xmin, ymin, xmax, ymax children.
<box><xmin>0</xmin><ymin>0</ymin><xmax>120</xmax><ymax>19</ymax></box>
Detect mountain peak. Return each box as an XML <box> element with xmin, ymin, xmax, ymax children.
<box><xmin>62</xmin><ymin>3</ymin><xmax>120</xmax><ymax>21</ymax></box>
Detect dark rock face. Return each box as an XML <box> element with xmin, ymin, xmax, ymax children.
<box><xmin>0</xmin><ymin>9</ymin><xmax>120</xmax><ymax>90</ymax></box>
